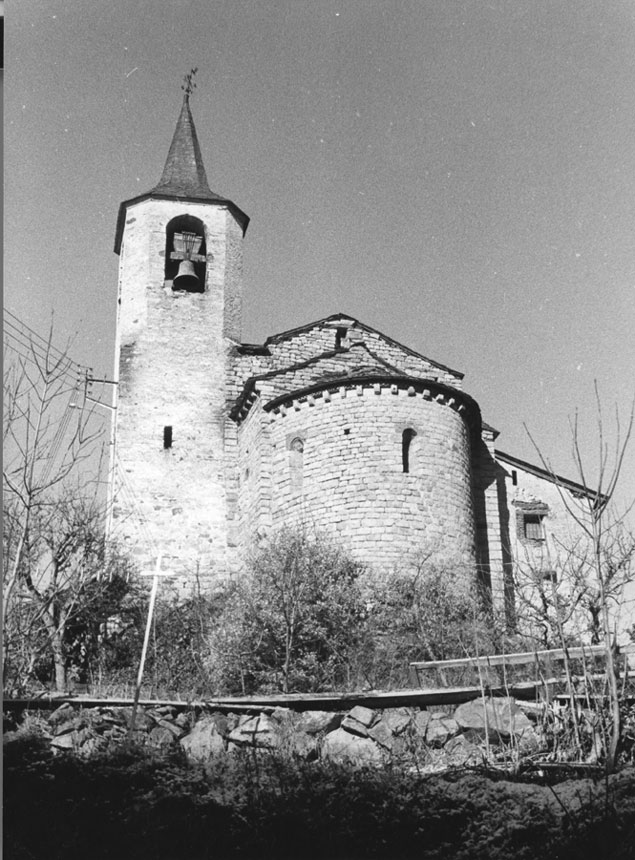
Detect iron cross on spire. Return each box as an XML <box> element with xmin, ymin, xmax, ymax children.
<box><xmin>181</xmin><ymin>67</ymin><xmax>199</xmax><ymax>98</ymax></box>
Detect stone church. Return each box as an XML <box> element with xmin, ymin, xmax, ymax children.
<box><xmin>110</xmin><ymin>93</ymin><xmax>596</xmax><ymax>618</ymax></box>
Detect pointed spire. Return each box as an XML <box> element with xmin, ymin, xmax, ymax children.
<box><xmin>151</xmin><ymin>90</ymin><xmax>221</xmax><ymax>201</ymax></box>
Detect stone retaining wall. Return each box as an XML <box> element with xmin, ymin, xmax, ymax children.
<box><xmin>7</xmin><ymin>697</ymin><xmax>545</xmax><ymax>771</ymax></box>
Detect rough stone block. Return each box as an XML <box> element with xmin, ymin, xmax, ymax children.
<box><xmin>227</xmin><ymin>714</ymin><xmax>279</xmax><ymax>748</ymax></box>
<box><xmin>454</xmin><ymin>697</ymin><xmax>534</xmax><ymax>742</ymax></box>
<box><xmin>180</xmin><ymin>716</ymin><xmax>227</xmax><ymax>760</ymax></box>
<box><xmin>50</xmin><ymin>732</ymin><xmax>76</xmax><ymax>751</ymax></box>
<box><xmin>367</xmin><ymin>719</ymin><xmax>394</xmax><ymax>750</ymax></box>
<box><xmin>412</xmin><ymin>710</ymin><xmax>431</xmax><ymax>736</ymax></box>
<box><xmin>444</xmin><ymin>734</ymin><xmax>483</xmax><ymax>767</ymax></box>
<box><xmin>297</xmin><ymin>710</ymin><xmax>342</xmax><ymax>735</ymax></box>
<box><xmin>341</xmin><ymin>706</ymin><xmax>377</xmax><ymax>736</ymax></box>
<box><xmin>383</xmin><ymin>708</ymin><xmax>413</xmax><ymax>736</ymax></box>
<box><xmin>321</xmin><ymin>728</ymin><xmax>384</xmax><ymax>767</ymax></box>
<box><xmin>425</xmin><ymin>715</ymin><xmax>459</xmax><ymax>747</ymax></box>
<box><xmin>149</xmin><ymin>726</ymin><xmax>177</xmax><ymax>748</ymax></box>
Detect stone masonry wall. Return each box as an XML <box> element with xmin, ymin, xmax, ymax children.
<box><xmin>227</xmin><ymin>320</ymin><xmax>463</xmax><ymax>404</ymax></box>
<box><xmin>111</xmin><ymin>198</ymin><xmax>244</xmax><ymax>583</ymax></box>
<box><xmin>11</xmin><ymin>697</ymin><xmax>542</xmax><ymax>772</ymax></box>
<box><xmin>495</xmin><ymin>459</ymin><xmax>593</xmax><ymax>635</ymax></box>
<box><xmin>237</xmin><ymin>383</ymin><xmax>476</xmax><ymax>572</ymax></box>
<box><xmin>268</xmin><ymin>321</ymin><xmax>462</xmax><ymax>386</ymax></box>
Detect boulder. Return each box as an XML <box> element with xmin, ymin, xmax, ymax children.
<box><xmin>454</xmin><ymin>697</ymin><xmax>534</xmax><ymax>742</ymax></box>
<box><xmin>297</xmin><ymin>710</ymin><xmax>342</xmax><ymax>735</ymax></box>
<box><xmin>50</xmin><ymin>732</ymin><xmax>76</xmax><ymax>751</ymax></box>
<box><xmin>425</xmin><ymin>715</ymin><xmax>459</xmax><ymax>747</ymax></box>
<box><xmin>412</xmin><ymin>710</ymin><xmax>431</xmax><ymax>736</ymax></box>
<box><xmin>180</xmin><ymin>716</ymin><xmax>227</xmax><ymax>760</ymax></box>
<box><xmin>444</xmin><ymin>735</ymin><xmax>483</xmax><ymax>767</ymax></box>
<box><xmin>48</xmin><ymin>703</ymin><xmax>75</xmax><ymax>727</ymax></box>
<box><xmin>127</xmin><ymin>711</ymin><xmax>153</xmax><ymax>731</ymax></box>
<box><xmin>174</xmin><ymin>711</ymin><xmax>192</xmax><ymax>730</ymax></box>
<box><xmin>227</xmin><ymin>714</ymin><xmax>279</xmax><ymax>749</ymax></box>
<box><xmin>382</xmin><ymin>708</ymin><xmax>413</xmax><ymax>736</ymax></box>
<box><xmin>53</xmin><ymin>720</ymin><xmax>77</xmax><ymax>737</ymax></box>
<box><xmin>321</xmin><ymin>728</ymin><xmax>384</xmax><ymax>767</ymax></box>
<box><xmin>367</xmin><ymin>719</ymin><xmax>394</xmax><ymax>750</ymax></box>
<box><xmin>156</xmin><ymin>718</ymin><xmax>187</xmax><ymax>739</ymax></box>
<box><xmin>341</xmin><ymin>706</ymin><xmax>377</xmax><ymax>737</ymax></box>
<box><xmin>149</xmin><ymin>726</ymin><xmax>177</xmax><ymax>748</ymax></box>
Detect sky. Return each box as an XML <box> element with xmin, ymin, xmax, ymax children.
<box><xmin>5</xmin><ymin>0</ymin><xmax>635</xmax><ymax>515</ymax></box>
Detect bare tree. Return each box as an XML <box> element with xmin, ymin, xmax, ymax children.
<box><xmin>525</xmin><ymin>385</ymin><xmax>635</xmax><ymax>770</ymax></box>
<box><xmin>3</xmin><ymin>320</ymin><xmax>106</xmax><ymax>690</ymax></box>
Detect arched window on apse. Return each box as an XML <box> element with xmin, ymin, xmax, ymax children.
<box><xmin>165</xmin><ymin>214</ymin><xmax>207</xmax><ymax>292</ymax></box>
<box><xmin>402</xmin><ymin>428</ymin><xmax>417</xmax><ymax>473</ymax></box>
<box><xmin>289</xmin><ymin>437</ymin><xmax>305</xmax><ymax>491</ymax></box>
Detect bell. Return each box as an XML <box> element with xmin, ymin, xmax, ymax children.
<box><xmin>173</xmin><ymin>259</ymin><xmax>200</xmax><ymax>291</ymax></box>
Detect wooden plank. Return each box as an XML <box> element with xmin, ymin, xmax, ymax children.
<box><xmin>410</xmin><ymin>644</ymin><xmax>607</xmax><ymax>672</ymax></box>
<box><xmin>2</xmin><ymin>682</ymin><xmax>544</xmax><ymax>714</ymax></box>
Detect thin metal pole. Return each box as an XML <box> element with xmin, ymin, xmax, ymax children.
<box><xmin>129</xmin><ymin>555</ymin><xmax>161</xmax><ymax>735</ymax></box>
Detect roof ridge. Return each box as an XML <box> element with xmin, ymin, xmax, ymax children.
<box><xmin>264</xmin><ymin>313</ymin><xmax>464</xmax><ymax>379</ymax></box>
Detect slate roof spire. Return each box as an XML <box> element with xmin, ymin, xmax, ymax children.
<box><xmin>114</xmin><ymin>73</ymin><xmax>250</xmax><ymax>254</ymax></box>
<box><xmin>151</xmin><ymin>75</ymin><xmax>221</xmax><ymax>201</ymax></box>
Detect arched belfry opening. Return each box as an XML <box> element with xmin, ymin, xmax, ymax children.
<box><xmin>165</xmin><ymin>214</ymin><xmax>207</xmax><ymax>292</ymax></box>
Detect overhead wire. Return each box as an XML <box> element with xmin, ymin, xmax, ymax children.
<box><xmin>6</xmin><ymin>311</ymin><xmax>160</xmax><ymax>562</ymax></box>
<box><xmin>112</xmin><ymin>452</ymin><xmax>159</xmax><ymax>557</ymax></box>
<box><xmin>40</xmin><ymin>382</ymin><xmax>82</xmax><ymax>484</ymax></box>
<box><xmin>4</xmin><ymin>326</ymin><xmax>85</xmax><ymax>386</ymax></box>
<box><xmin>4</xmin><ymin>309</ymin><xmax>85</xmax><ymax>373</ymax></box>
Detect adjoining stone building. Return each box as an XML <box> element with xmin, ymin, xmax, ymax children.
<box><xmin>109</xmin><ymin>94</ymin><xmax>599</xmax><ymax>620</ymax></box>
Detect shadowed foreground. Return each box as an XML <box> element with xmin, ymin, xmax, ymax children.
<box><xmin>4</xmin><ymin>733</ymin><xmax>635</xmax><ymax>860</ymax></box>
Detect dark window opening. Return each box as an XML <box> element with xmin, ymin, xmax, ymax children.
<box><xmin>524</xmin><ymin>514</ymin><xmax>545</xmax><ymax>541</ymax></box>
<box><xmin>163</xmin><ymin>426</ymin><xmax>173</xmax><ymax>449</ymax></box>
<box><xmin>542</xmin><ymin>569</ymin><xmax>557</xmax><ymax>583</ymax></box>
<box><xmin>165</xmin><ymin>215</ymin><xmax>207</xmax><ymax>292</ymax></box>
<box><xmin>290</xmin><ymin>437</ymin><xmax>305</xmax><ymax>455</ymax></box>
<box><xmin>402</xmin><ymin>428</ymin><xmax>417</xmax><ymax>473</ymax></box>
<box><xmin>511</xmin><ymin>469</ymin><xmax>518</xmax><ymax>486</ymax></box>
<box><xmin>289</xmin><ymin>437</ymin><xmax>305</xmax><ymax>490</ymax></box>
<box><xmin>335</xmin><ymin>326</ymin><xmax>347</xmax><ymax>348</ymax></box>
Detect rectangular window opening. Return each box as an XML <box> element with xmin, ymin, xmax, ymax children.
<box><xmin>335</xmin><ymin>327</ymin><xmax>347</xmax><ymax>348</ymax></box>
<box><xmin>511</xmin><ymin>469</ymin><xmax>518</xmax><ymax>486</ymax></box>
<box><xmin>524</xmin><ymin>513</ymin><xmax>545</xmax><ymax>541</ymax></box>
<box><xmin>163</xmin><ymin>425</ymin><xmax>173</xmax><ymax>449</ymax></box>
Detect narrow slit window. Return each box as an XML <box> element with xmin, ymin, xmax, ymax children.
<box><xmin>335</xmin><ymin>327</ymin><xmax>347</xmax><ymax>348</ymax></box>
<box><xmin>402</xmin><ymin>428</ymin><xmax>417</xmax><ymax>473</ymax></box>
<box><xmin>163</xmin><ymin>426</ymin><xmax>173</xmax><ymax>449</ymax></box>
<box><xmin>289</xmin><ymin>437</ymin><xmax>305</xmax><ymax>490</ymax></box>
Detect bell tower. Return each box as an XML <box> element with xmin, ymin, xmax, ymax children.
<box><xmin>110</xmin><ymin>76</ymin><xmax>249</xmax><ymax>584</ymax></box>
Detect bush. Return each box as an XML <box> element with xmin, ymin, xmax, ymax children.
<box><xmin>207</xmin><ymin>528</ymin><xmax>367</xmax><ymax>694</ymax></box>
<box><xmin>356</xmin><ymin>559</ymin><xmax>497</xmax><ymax>689</ymax></box>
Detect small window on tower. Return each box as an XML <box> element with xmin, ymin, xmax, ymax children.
<box><xmin>289</xmin><ymin>437</ymin><xmax>305</xmax><ymax>491</ymax></box>
<box><xmin>335</xmin><ymin>327</ymin><xmax>347</xmax><ymax>349</ymax></box>
<box><xmin>402</xmin><ymin>428</ymin><xmax>417</xmax><ymax>473</ymax></box>
<box><xmin>163</xmin><ymin>426</ymin><xmax>173</xmax><ymax>449</ymax></box>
